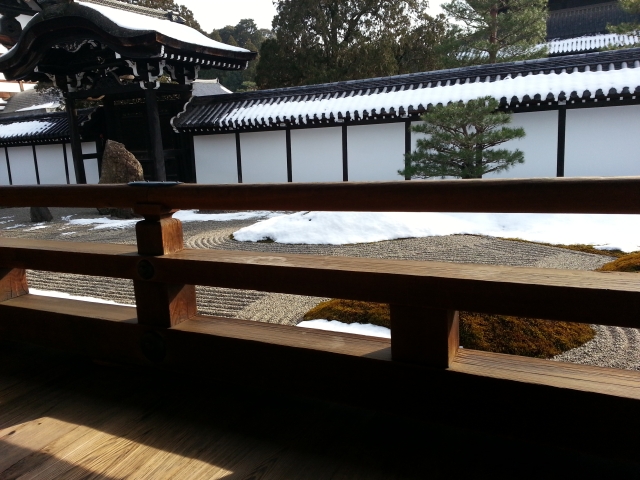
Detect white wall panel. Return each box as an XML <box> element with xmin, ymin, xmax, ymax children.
<box><xmin>84</xmin><ymin>158</ymin><xmax>100</xmax><ymax>184</ymax></box>
<box><xmin>35</xmin><ymin>144</ymin><xmax>68</xmax><ymax>184</ymax></box>
<box><xmin>65</xmin><ymin>144</ymin><xmax>76</xmax><ymax>184</ymax></box>
<box><xmin>484</xmin><ymin>110</ymin><xmax>558</xmax><ymax>179</ymax></box>
<box><xmin>81</xmin><ymin>142</ymin><xmax>97</xmax><ymax>155</ymax></box>
<box><xmin>8</xmin><ymin>146</ymin><xmax>36</xmax><ymax>185</ymax></box>
<box><xmin>291</xmin><ymin>127</ymin><xmax>343</xmax><ymax>182</ymax></box>
<box><xmin>0</xmin><ymin>152</ymin><xmax>9</xmax><ymax>185</ymax></box>
<box><xmin>194</xmin><ymin>134</ymin><xmax>238</xmax><ymax>184</ymax></box>
<box><xmin>565</xmin><ymin>105</ymin><xmax>640</xmax><ymax>177</ymax></box>
<box><xmin>347</xmin><ymin>123</ymin><xmax>405</xmax><ymax>182</ymax></box>
<box><xmin>240</xmin><ymin>131</ymin><xmax>287</xmax><ymax>184</ymax></box>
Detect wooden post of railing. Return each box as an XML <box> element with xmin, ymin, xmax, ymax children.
<box><xmin>390</xmin><ymin>305</ymin><xmax>459</xmax><ymax>368</ymax></box>
<box><xmin>0</xmin><ymin>268</ymin><xmax>28</xmax><ymax>302</ymax></box>
<box><xmin>133</xmin><ymin>204</ymin><xmax>196</xmax><ymax>328</ymax></box>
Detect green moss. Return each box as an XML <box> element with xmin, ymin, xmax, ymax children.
<box><xmin>303</xmin><ymin>299</ymin><xmax>594</xmax><ymax>359</ymax></box>
<box><xmin>597</xmin><ymin>252</ymin><xmax>640</xmax><ymax>272</ymax></box>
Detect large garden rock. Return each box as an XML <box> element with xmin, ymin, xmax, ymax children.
<box><xmin>30</xmin><ymin>207</ymin><xmax>53</xmax><ymax>223</ymax></box>
<box><xmin>97</xmin><ymin>140</ymin><xmax>144</xmax><ymax>219</ymax></box>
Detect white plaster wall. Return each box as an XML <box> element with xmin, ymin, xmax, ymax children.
<box><xmin>347</xmin><ymin>123</ymin><xmax>405</xmax><ymax>181</ymax></box>
<box><xmin>84</xmin><ymin>159</ymin><xmax>100</xmax><ymax>184</ymax></box>
<box><xmin>65</xmin><ymin>144</ymin><xmax>77</xmax><ymax>184</ymax></box>
<box><xmin>7</xmin><ymin>146</ymin><xmax>37</xmax><ymax>185</ymax></box>
<box><xmin>0</xmin><ymin>154</ymin><xmax>9</xmax><ymax>185</ymax></box>
<box><xmin>36</xmin><ymin>144</ymin><xmax>68</xmax><ymax>185</ymax></box>
<box><xmin>565</xmin><ymin>105</ymin><xmax>640</xmax><ymax>177</ymax></box>
<box><xmin>193</xmin><ymin>134</ymin><xmax>238</xmax><ymax>184</ymax></box>
<box><xmin>80</xmin><ymin>142</ymin><xmax>99</xmax><ymax>184</ymax></box>
<box><xmin>240</xmin><ymin>131</ymin><xmax>288</xmax><ymax>184</ymax></box>
<box><xmin>484</xmin><ymin>110</ymin><xmax>558</xmax><ymax>179</ymax></box>
<box><xmin>291</xmin><ymin>127</ymin><xmax>343</xmax><ymax>182</ymax></box>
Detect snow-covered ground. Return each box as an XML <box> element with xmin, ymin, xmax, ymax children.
<box><xmin>65</xmin><ymin>210</ymin><xmax>276</xmax><ymax>230</ymax></box>
<box><xmin>297</xmin><ymin>319</ymin><xmax>390</xmax><ymax>338</ymax></box>
<box><xmin>233</xmin><ymin>211</ymin><xmax>640</xmax><ymax>253</ymax></box>
<box><xmin>31</xmin><ymin>288</ymin><xmax>133</xmax><ymax>307</ymax></box>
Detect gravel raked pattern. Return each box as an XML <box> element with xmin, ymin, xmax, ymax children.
<box><xmin>1</xmin><ymin>207</ymin><xmax>636</xmax><ymax>366</ymax></box>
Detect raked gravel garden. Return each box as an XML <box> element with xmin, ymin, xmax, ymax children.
<box><xmin>2</xmin><ymin>206</ymin><xmax>639</xmax><ymax>370</ymax></box>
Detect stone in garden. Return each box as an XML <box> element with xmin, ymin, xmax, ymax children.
<box><xmin>97</xmin><ymin>140</ymin><xmax>144</xmax><ymax>219</ymax></box>
<box><xmin>30</xmin><ymin>207</ymin><xmax>53</xmax><ymax>223</ymax></box>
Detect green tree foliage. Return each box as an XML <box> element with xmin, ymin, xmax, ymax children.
<box><xmin>119</xmin><ymin>0</ymin><xmax>202</xmax><ymax>32</ymax></box>
<box><xmin>608</xmin><ymin>0</ymin><xmax>640</xmax><ymax>46</ymax></box>
<box><xmin>201</xmin><ymin>19</ymin><xmax>270</xmax><ymax>92</ymax></box>
<box><xmin>400</xmin><ymin>96</ymin><xmax>525</xmax><ymax>179</ymax></box>
<box><xmin>256</xmin><ymin>0</ymin><xmax>448</xmax><ymax>89</ymax></box>
<box><xmin>441</xmin><ymin>0</ymin><xmax>547</xmax><ymax>65</ymax></box>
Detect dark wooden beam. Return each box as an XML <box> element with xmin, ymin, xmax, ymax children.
<box><xmin>342</xmin><ymin>124</ymin><xmax>348</xmax><ymax>182</ymax></box>
<box><xmin>61</xmin><ymin>142</ymin><xmax>70</xmax><ymax>185</ymax></box>
<box><xmin>4</xmin><ymin>147</ymin><xmax>12</xmax><ymax>186</ymax></box>
<box><xmin>557</xmin><ymin>103</ymin><xmax>567</xmax><ymax>177</ymax></box>
<box><xmin>286</xmin><ymin>128</ymin><xmax>293</xmax><ymax>183</ymax></box>
<box><xmin>31</xmin><ymin>144</ymin><xmax>40</xmax><ymax>185</ymax></box>
<box><xmin>144</xmin><ymin>89</ymin><xmax>166</xmax><ymax>182</ymax></box>
<box><xmin>235</xmin><ymin>132</ymin><xmax>243</xmax><ymax>183</ymax></box>
<box><xmin>65</xmin><ymin>98</ymin><xmax>87</xmax><ymax>184</ymax></box>
<box><xmin>404</xmin><ymin>120</ymin><xmax>411</xmax><ymax>181</ymax></box>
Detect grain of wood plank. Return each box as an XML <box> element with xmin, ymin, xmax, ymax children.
<box><xmin>2</xmin><ymin>238</ymin><xmax>639</xmax><ymax>326</ymax></box>
<box><xmin>1</xmin><ymin>177</ymin><xmax>640</xmax><ymax>213</ymax></box>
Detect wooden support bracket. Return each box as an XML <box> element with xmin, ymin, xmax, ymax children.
<box><xmin>0</xmin><ymin>268</ymin><xmax>29</xmax><ymax>302</ymax></box>
<box><xmin>133</xmin><ymin>204</ymin><xmax>196</xmax><ymax>328</ymax></box>
<box><xmin>390</xmin><ymin>305</ymin><xmax>459</xmax><ymax>368</ymax></box>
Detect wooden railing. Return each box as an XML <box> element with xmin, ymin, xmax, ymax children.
<box><xmin>1</xmin><ymin>178</ymin><xmax>640</xmax><ymax>414</ymax></box>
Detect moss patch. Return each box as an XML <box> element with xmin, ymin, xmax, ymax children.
<box><xmin>303</xmin><ymin>299</ymin><xmax>594</xmax><ymax>359</ymax></box>
<box><xmin>597</xmin><ymin>252</ymin><xmax>640</xmax><ymax>273</ymax></box>
<box><xmin>501</xmin><ymin>238</ymin><xmax>626</xmax><ymax>258</ymax></box>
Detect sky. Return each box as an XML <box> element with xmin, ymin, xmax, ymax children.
<box><xmin>178</xmin><ymin>0</ymin><xmax>448</xmax><ymax>33</ymax></box>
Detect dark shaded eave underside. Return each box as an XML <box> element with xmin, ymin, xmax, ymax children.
<box><xmin>0</xmin><ymin>3</ymin><xmax>256</xmax><ymax>81</ymax></box>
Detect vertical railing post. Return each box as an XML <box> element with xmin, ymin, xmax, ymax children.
<box><xmin>0</xmin><ymin>268</ymin><xmax>28</xmax><ymax>302</ymax></box>
<box><xmin>390</xmin><ymin>305</ymin><xmax>459</xmax><ymax>368</ymax></box>
<box><xmin>133</xmin><ymin>204</ymin><xmax>196</xmax><ymax>328</ymax></box>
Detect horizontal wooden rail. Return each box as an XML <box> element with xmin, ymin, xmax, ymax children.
<box><xmin>2</xmin><ymin>180</ymin><xmax>640</xmax><ymax>428</ymax></box>
<box><xmin>1</xmin><ymin>176</ymin><xmax>640</xmax><ymax>213</ymax></box>
<box><xmin>2</xmin><ymin>238</ymin><xmax>640</xmax><ymax>328</ymax></box>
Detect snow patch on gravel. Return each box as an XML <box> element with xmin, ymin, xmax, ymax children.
<box><xmin>31</xmin><ymin>288</ymin><xmax>134</xmax><ymax>307</ymax></box>
<box><xmin>298</xmin><ymin>319</ymin><xmax>391</xmax><ymax>338</ymax></box>
<box><xmin>233</xmin><ymin>212</ymin><xmax>640</xmax><ymax>251</ymax></box>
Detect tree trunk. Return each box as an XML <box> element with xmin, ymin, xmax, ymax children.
<box><xmin>489</xmin><ymin>5</ymin><xmax>498</xmax><ymax>64</ymax></box>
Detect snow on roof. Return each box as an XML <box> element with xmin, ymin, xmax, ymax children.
<box><xmin>0</xmin><ymin>120</ymin><xmax>52</xmax><ymax>140</ymax></box>
<box><xmin>16</xmin><ymin>102</ymin><xmax>60</xmax><ymax>112</ymax></box>
<box><xmin>192</xmin><ymin>79</ymin><xmax>233</xmax><ymax>96</ymax></box>
<box><xmin>78</xmin><ymin>1</ymin><xmax>250</xmax><ymax>54</ymax></box>
<box><xmin>548</xmin><ymin>33</ymin><xmax>639</xmax><ymax>55</ymax></box>
<box><xmin>174</xmin><ymin>49</ymin><xmax>640</xmax><ymax>132</ymax></box>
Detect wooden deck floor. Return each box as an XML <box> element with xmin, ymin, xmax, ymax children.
<box><xmin>1</xmin><ymin>341</ymin><xmax>639</xmax><ymax>479</ymax></box>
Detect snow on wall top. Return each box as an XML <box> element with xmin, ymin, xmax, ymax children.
<box><xmin>548</xmin><ymin>33</ymin><xmax>639</xmax><ymax>54</ymax></box>
<box><xmin>0</xmin><ymin>120</ymin><xmax>52</xmax><ymax>139</ymax></box>
<box><xmin>174</xmin><ymin>54</ymin><xmax>640</xmax><ymax>132</ymax></box>
<box><xmin>78</xmin><ymin>1</ymin><xmax>250</xmax><ymax>54</ymax></box>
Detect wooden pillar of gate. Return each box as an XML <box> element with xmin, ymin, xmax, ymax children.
<box><xmin>0</xmin><ymin>268</ymin><xmax>28</xmax><ymax>302</ymax></box>
<box><xmin>133</xmin><ymin>204</ymin><xmax>196</xmax><ymax>328</ymax></box>
<box><xmin>390</xmin><ymin>305</ymin><xmax>459</xmax><ymax>368</ymax></box>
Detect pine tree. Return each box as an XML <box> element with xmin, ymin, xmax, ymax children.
<box><xmin>441</xmin><ymin>0</ymin><xmax>547</xmax><ymax>65</ymax></box>
<box><xmin>400</xmin><ymin>97</ymin><xmax>525</xmax><ymax>180</ymax></box>
<box><xmin>608</xmin><ymin>0</ymin><xmax>640</xmax><ymax>47</ymax></box>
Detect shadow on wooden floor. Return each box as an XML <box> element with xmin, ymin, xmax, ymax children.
<box><xmin>0</xmin><ymin>340</ymin><xmax>638</xmax><ymax>479</ymax></box>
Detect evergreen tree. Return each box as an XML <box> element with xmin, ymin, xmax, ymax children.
<box><xmin>400</xmin><ymin>97</ymin><xmax>525</xmax><ymax>180</ymax></box>
<box><xmin>256</xmin><ymin>0</ymin><xmax>447</xmax><ymax>89</ymax></box>
<box><xmin>120</xmin><ymin>0</ymin><xmax>202</xmax><ymax>32</ymax></box>
<box><xmin>441</xmin><ymin>0</ymin><xmax>547</xmax><ymax>65</ymax></box>
<box><xmin>608</xmin><ymin>0</ymin><xmax>640</xmax><ymax>47</ymax></box>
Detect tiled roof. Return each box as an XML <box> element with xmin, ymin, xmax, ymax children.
<box><xmin>1</xmin><ymin>89</ymin><xmax>62</xmax><ymax>115</ymax></box>
<box><xmin>0</xmin><ymin>108</ymin><xmax>96</xmax><ymax>145</ymax></box>
<box><xmin>172</xmin><ymin>48</ymin><xmax>640</xmax><ymax>133</ymax></box>
<box><xmin>547</xmin><ymin>1</ymin><xmax>640</xmax><ymax>40</ymax></box>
